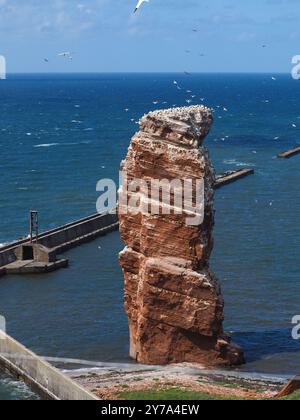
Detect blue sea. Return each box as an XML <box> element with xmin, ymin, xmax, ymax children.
<box><xmin>1</xmin><ymin>73</ymin><xmax>300</xmax><ymax>399</ymax></box>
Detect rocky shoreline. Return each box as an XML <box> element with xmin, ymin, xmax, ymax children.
<box><xmin>67</xmin><ymin>363</ymin><xmax>289</xmax><ymax>400</ymax></box>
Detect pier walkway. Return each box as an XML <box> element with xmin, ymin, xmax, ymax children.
<box><xmin>215</xmin><ymin>168</ymin><xmax>254</xmax><ymax>189</ymax></box>
<box><xmin>277</xmin><ymin>146</ymin><xmax>300</xmax><ymax>159</ymax></box>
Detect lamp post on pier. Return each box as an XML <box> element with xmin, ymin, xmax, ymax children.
<box><xmin>29</xmin><ymin>211</ymin><xmax>39</xmax><ymax>243</ymax></box>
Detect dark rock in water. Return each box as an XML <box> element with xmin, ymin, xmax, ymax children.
<box><xmin>118</xmin><ymin>106</ymin><xmax>244</xmax><ymax>367</ymax></box>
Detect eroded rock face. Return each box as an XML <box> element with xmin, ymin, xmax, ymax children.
<box><xmin>118</xmin><ymin>106</ymin><xmax>244</xmax><ymax>367</ymax></box>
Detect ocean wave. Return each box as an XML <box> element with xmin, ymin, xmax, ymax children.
<box><xmin>0</xmin><ymin>375</ymin><xmax>40</xmax><ymax>400</ymax></box>
<box><xmin>34</xmin><ymin>143</ymin><xmax>59</xmax><ymax>148</ymax></box>
<box><xmin>223</xmin><ymin>159</ymin><xmax>255</xmax><ymax>167</ymax></box>
<box><xmin>34</xmin><ymin>141</ymin><xmax>92</xmax><ymax>148</ymax></box>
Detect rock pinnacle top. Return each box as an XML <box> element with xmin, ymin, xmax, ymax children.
<box><xmin>140</xmin><ymin>105</ymin><xmax>213</xmax><ymax>148</ymax></box>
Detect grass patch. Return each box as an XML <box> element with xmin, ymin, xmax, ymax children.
<box><xmin>281</xmin><ymin>391</ymin><xmax>300</xmax><ymax>400</ymax></box>
<box><xmin>197</xmin><ymin>379</ymin><xmax>240</xmax><ymax>390</ymax></box>
<box><xmin>118</xmin><ymin>387</ymin><xmax>245</xmax><ymax>401</ymax></box>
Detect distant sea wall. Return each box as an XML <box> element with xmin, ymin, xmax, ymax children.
<box><xmin>0</xmin><ymin>212</ymin><xmax>118</xmax><ymax>270</ymax></box>
<box><xmin>37</xmin><ymin>212</ymin><xmax>118</xmax><ymax>253</ymax></box>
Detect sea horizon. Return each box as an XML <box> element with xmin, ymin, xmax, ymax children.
<box><xmin>3</xmin><ymin>71</ymin><xmax>292</xmax><ymax>76</ymax></box>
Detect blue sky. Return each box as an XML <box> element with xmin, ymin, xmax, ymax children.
<box><xmin>0</xmin><ymin>0</ymin><xmax>299</xmax><ymax>73</ymax></box>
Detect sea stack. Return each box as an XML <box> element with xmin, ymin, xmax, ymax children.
<box><xmin>118</xmin><ymin>105</ymin><xmax>244</xmax><ymax>367</ymax></box>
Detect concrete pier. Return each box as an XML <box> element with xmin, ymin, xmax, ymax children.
<box><xmin>4</xmin><ymin>259</ymin><xmax>68</xmax><ymax>275</ymax></box>
<box><xmin>215</xmin><ymin>168</ymin><xmax>254</xmax><ymax>189</ymax></box>
<box><xmin>277</xmin><ymin>146</ymin><xmax>300</xmax><ymax>159</ymax></box>
<box><xmin>0</xmin><ymin>172</ymin><xmax>254</xmax><ymax>278</ymax></box>
<box><xmin>0</xmin><ymin>211</ymin><xmax>118</xmax><ymax>277</ymax></box>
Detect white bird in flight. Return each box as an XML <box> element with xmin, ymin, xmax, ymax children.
<box><xmin>173</xmin><ymin>80</ymin><xmax>181</xmax><ymax>90</ymax></box>
<box><xmin>134</xmin><ymin>0</ymin><xmax>149</xmax><ymax>13</ymax></box>
<box><xmin>58</xmin><ymin>52</ymin><xmax>74</xmax><ymax>60</ymax></box>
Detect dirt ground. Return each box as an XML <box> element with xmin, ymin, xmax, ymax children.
<box><xmin>68</xmin><ymin>363</ymin><xmax>282</xmax><ymax>400</ymax></box>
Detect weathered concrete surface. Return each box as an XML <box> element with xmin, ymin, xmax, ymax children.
<box><xmin>15</xmin><ymin>243</ymin><xmax>57</xmax><ymax>263</ymax></box>
<box><xmin>0</xmin><ymin>248</ymin><xmax>16</xmax><ymax>268</ymax></box>
<box><xmin>118</xmin><ymin>106</ymin><xmax>244</xmax><ymax>367</ymax></box>
<box><xmin>0</xmin><ymin>243</ymin><xmax>68</xmax><ymax>275</ymax></box>
<box><xmin>0</xmin><ymin>332</ymin><xmax>99</xmax><ymax>400</ymax></box>
<box><xmin>4</xmin><ymin>259</ymin><xmax>68</xmax><ymax>274</ymax></box>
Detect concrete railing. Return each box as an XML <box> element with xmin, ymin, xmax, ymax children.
<box><xmin>0</xmin><ymin>333</ymin><xmax>99</xmax><ymax>400</ymax></box>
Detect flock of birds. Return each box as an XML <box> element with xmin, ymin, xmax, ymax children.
<box><xmin>44</xmin><ymin>51</ymin><xmax>74</xmax><ymax>63</ymax></box>
<box><xmin>43</xmin><ymin>1</ymin><xmax>269</xmax><ymax>66</ymax></box>
<box><xmin>43</xmin><ymin>1</ymin><xmax>148</xmax><ymax>63</ymax></box>
<box><xmin>43</xmin><ymin>0</ymin><xmax>298</xmax><ymax>132</ymax></box>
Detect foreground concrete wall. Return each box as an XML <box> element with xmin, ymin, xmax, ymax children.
<box><xmin>0</xmin><ymin>333</ymin><xmax>99</xmax><ymax>400</ymax></box>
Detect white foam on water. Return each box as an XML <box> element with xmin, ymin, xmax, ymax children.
<box><xmin>34</xmin><ymin>141</ymin><xmax>91</xmax><ymax>148</ymax></box>
<box><xmin>223</xmin><ymin>159</ymin><xmax>255</xmax><ymax>167</ymax></box>
<box><xmin>34</xmin><ymin>143</ymin><xmax>59</xmax><ymax>148</ymax></box>
<box><xmin>0</xmin><ymin>374</ymin><xmax>40</xmax><ymax>400</ymax></box>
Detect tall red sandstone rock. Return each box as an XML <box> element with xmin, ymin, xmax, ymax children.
<box><xmin>118</xmin><ymin>106</ymin><xmax>244</xmax><ymax>366</ymax></box>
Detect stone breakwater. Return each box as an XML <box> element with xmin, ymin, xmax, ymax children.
<box><xmin>118</xmin><ymin>106</ymin><xmax>244</xmax><ymax>367</ymax></box>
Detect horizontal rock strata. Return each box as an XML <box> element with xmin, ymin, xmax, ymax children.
<box><xmin>118</xmin><ymin>106</ymin><xmax>244</xmax><ymax>366</ymax></box>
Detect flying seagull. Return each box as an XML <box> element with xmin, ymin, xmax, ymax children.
<box><xmin>173</xmin><ymin>80</ymin><xmax>181</xmax><ymax>90</ymax></box>
<box><xmin>134</xmin><ymin>0</ymin><xmax>149</xmax><ymax>13</ymax></box>
<box><xmin>58</xmin><ymin>52</ymin><xmax>74</xmax><ymax>60</ymax></box>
